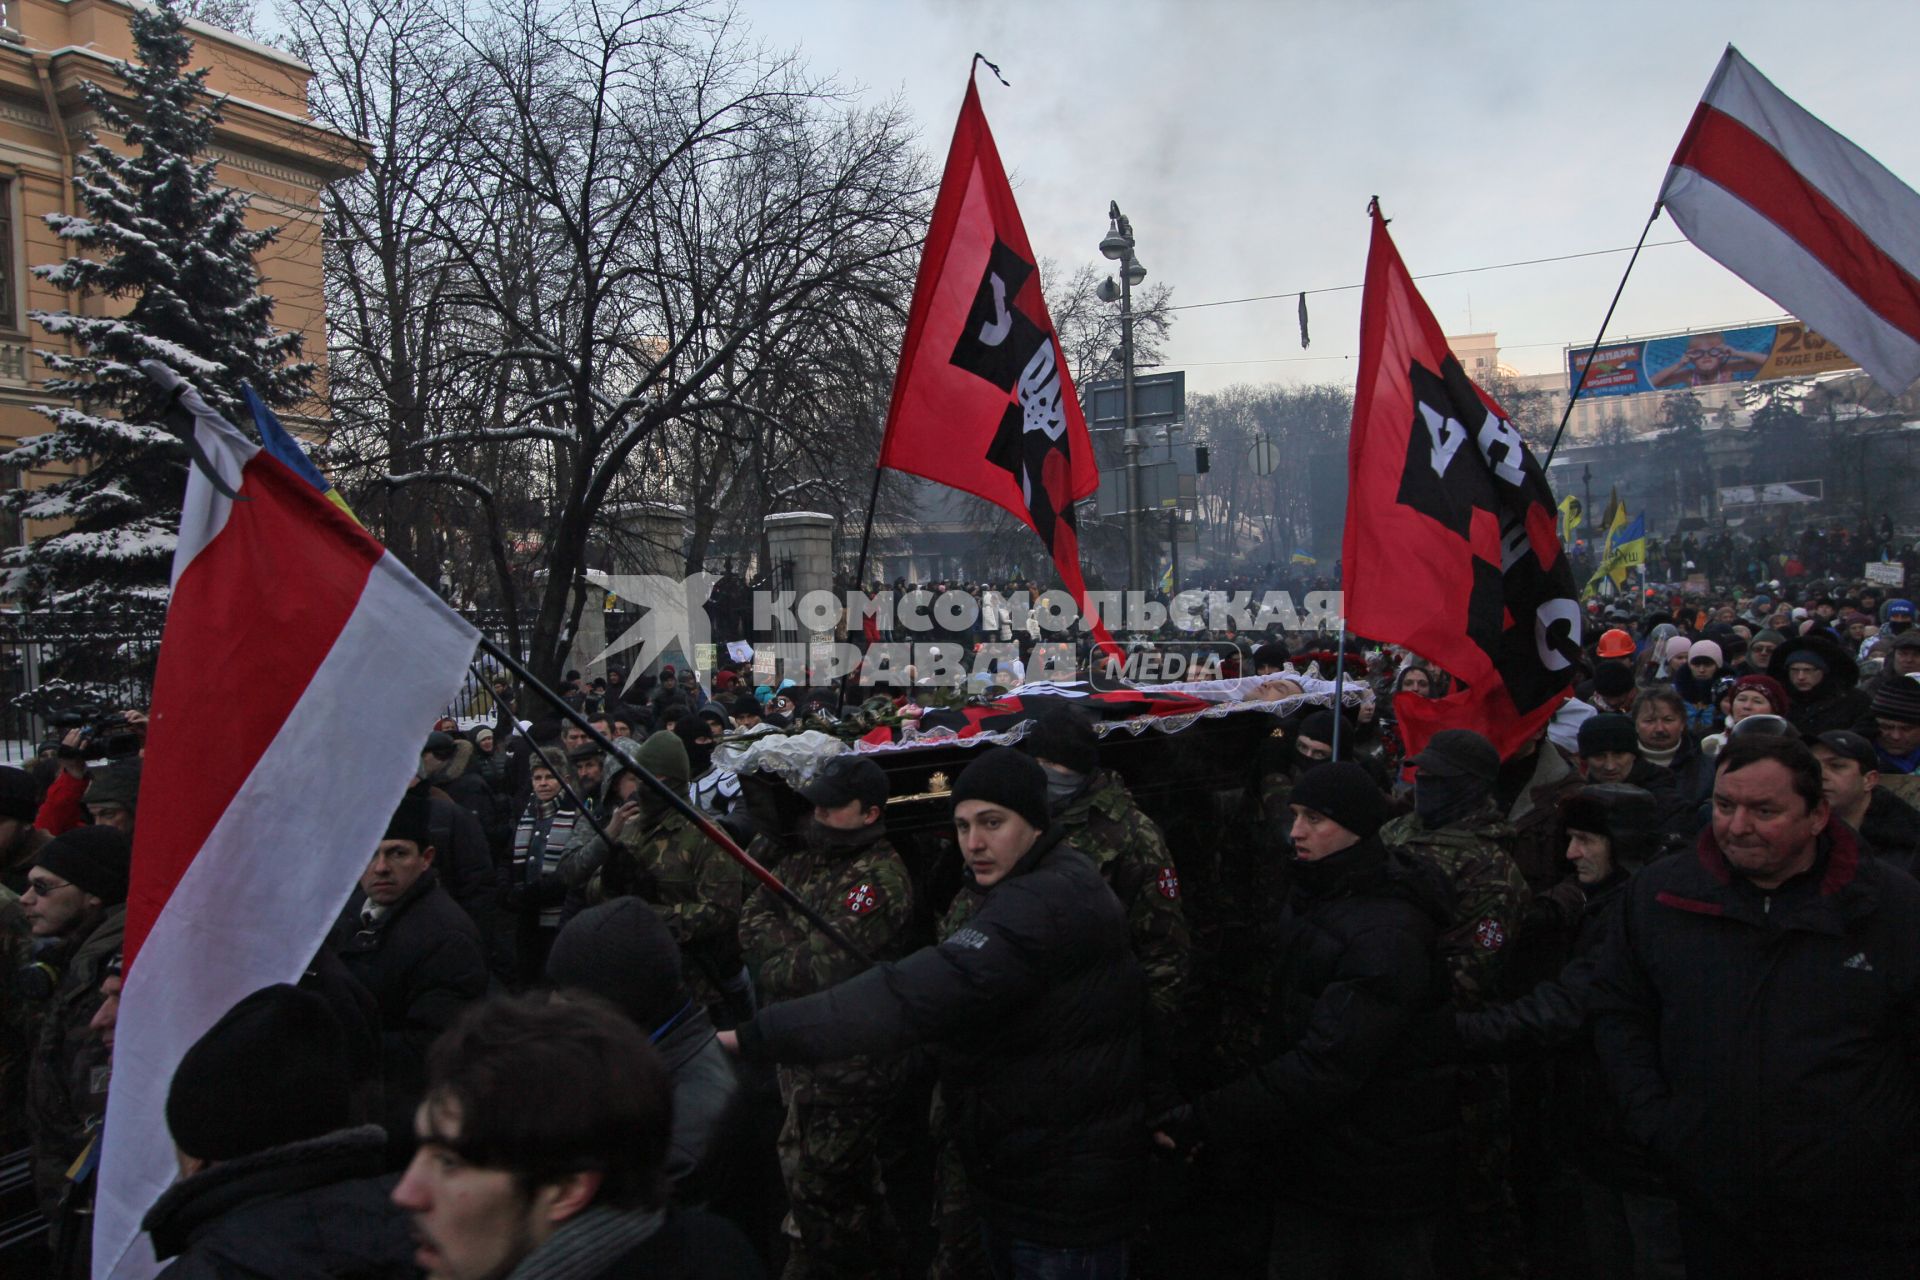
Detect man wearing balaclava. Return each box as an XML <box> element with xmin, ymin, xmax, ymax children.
<box><xmin>1378</xmin><ymin>727</ymin><xmax>1531</xmax><ymax>1280</ymax></box>
<box><xmin>1017</xmin><ymin>706</ymin><xmax>1188</xmax><ymax>1027</ymax></box>
<box><xmin>606</xmin><ymin>728</ymin><xmax>747</xmax><ymax>1026</ymax></box>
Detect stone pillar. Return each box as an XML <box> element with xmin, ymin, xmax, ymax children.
<box><xmin>765</xmin><ymin>510</ymin><xmax>836</xmax><ymax>600</ymax></box>
<box><xmin>603</xmin><ymin>502</ymin><xmax>689</xmax><ymax>578</ymax></box>
<box><xmin>566</xmin><ymin>581</ymin><xmax>609</xmax><ymax>678</ymax></box>
<box><xmin>765</xmin><ymin>511</ymin><xmax>837</xmax><ymax>681</ymax></box>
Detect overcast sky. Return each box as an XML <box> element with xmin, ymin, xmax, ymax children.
<box><xmin>745</xmin><ymin>0</ymin><xmax>1920</xmax><ymax>396</ymax></box>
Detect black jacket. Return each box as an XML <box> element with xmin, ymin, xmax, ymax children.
<box><xmin>329</xmin><ymin>869</ymin><xmax>488</xmax><ymax>1118</ymax></box>
<box><xmin>1853</xmin><ymin>785</ymin><xmax>1920</xmax><ymax>876</ymax></box>
<box><xmin>1197</xmin><ymin>838</ymin><xmax>1457</xmax><ymax>1217</ymax></box>
<box><xmin>142</xmin><ymin>1125</ymin><xmax>414</xmax><ymax>1278</ymax></box>
<box><xmin>1451</xmin><ymin>871</ymin><xmax>1662</xmax><ymax>1191</ymax></box>
<box><xmin>421</xmin><ymin>787</ymin><xmax>495</xmax><ymax>929</ymax></box>
<box><xmin>736</xmin><ymin>828</ymin><xmax>1146</xmax><ymax>1247</ymax></box>
<box><xmin>1590</xmin><ymin>823</ymin><xmax>1920</xmax><ymax>1245</ymax></box>
<box><xmin>1768</xmin><ymin>634</ymin><xmax>1872</xmax><ymax>737</ymax></box>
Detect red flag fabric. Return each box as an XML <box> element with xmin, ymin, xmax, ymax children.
<box><xmin>1342</xmin><ymin>207</ymin><xmax>1581</xmax><ymax>763</ymax></box>
<box><xmin>879</xmin><ymin>77</ymin><xmax>1115</xmax><ymax>658</ymax></box>
<box><xmin>1662</xmin><ymin>46</ymin><xmax>1920</xmax><ymax>394</ymax></box>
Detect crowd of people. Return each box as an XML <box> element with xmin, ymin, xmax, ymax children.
<box><xmin>4</xmin><ymin>557</ymin><xmax>1920</xmax><ymax>1279</ymax></box>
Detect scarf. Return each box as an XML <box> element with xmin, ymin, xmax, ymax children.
<box><xmin>504</xmin><ymin>1205</ymin><xmax>666</xmax><ymax>1280</ymax></box>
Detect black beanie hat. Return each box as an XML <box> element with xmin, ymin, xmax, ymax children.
<box><xmin>1592</xmin><ymin>662</ymin><xmax>1636</xmax><ymax>698</ymax></box>
<box><xmin>1288</xmin><ymin>762</ymin><xmax>1389</xmax><ymax>840</ymax></box>
<box><xmin>0</xmin><ymin>765</ymin><xmax>37</xmax><ymax>823</ymax></box>
<box><xmin>951</xmin><ymin>747</ymin><xmax>1050</xmax><ymax>831</ymax></box>
<box><xmin>36</xmin><ymin>825</ymin><xmax>130</xmax><ymax>905</ymax></box>
<box><xmin>384</xmin><ymin>789</ymin><xmax>433</xmax><ymax>847</ymax></box>
<box><xmin>547</xmin><ymin>898</ymin><xmax>687</xmax><ymax>1031</ymax></box>
<box><xmin>166</xmin><ymin>984</ymin><xmax>351</xmax><ymax>1162</ymax></box>
<box><xmin>1578</xmin><ymin>713</ymin><xmax>1639</xmax><ymax>757</ymax></box>
<box><xmin>1024</xmin><ymin>706</ymin><xmax>1099</xmax><ymax>774</ymax></box>
<box><xmin>1297</xmin><ymin>709</ymin><xmax>1352</xmax><ymax>751</ymax></box>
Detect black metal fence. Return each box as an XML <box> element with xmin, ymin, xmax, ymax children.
<box><xmin>0</xmin><ymin>609</ymin><xmax>665</xmax><ymax>762</ymax></box>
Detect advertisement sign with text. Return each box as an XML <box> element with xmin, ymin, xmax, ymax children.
<box><xmin>1568</xmin><ymin>321</ymin><xmax>1859</xmax><ymax>398</ymax></box>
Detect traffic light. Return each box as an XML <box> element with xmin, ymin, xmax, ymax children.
<box><xmin>1194</xmin><ymin>445</ymin><xmax>1210</xmax><ymax>474</ymax></box>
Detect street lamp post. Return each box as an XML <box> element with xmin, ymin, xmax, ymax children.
<box><xmin>1100</xmin><ymin>201</ymin><xmax>1147</xmax><ymax>594</ymax></box>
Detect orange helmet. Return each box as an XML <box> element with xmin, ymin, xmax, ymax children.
<box><xmin>1596</xmin><ymin>627</ymin><xmax>1636</xmax><ymax>659</ymax></box>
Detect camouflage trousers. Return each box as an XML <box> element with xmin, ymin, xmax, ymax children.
<box><xmin>927</xmin><ymin>1083</ymin><xmax>986</xmax><ymax>1280</ymax></box>
<box><xmin>1437</xmin><ymin>1065</ymin><xmax>1527</xmax><ymax>1280</ymax></box>
<box><xmin>776</xmin><ymin>1067</ymin><xmax>905</xmax><ymax>1280</ymax></box>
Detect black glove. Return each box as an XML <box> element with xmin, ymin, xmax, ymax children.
<box><xmin>1149</xmin><ymin>1102</ymin><xmax>1207</xmax><ymax>1161</ymax></box>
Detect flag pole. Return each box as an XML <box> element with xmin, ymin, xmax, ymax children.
<box><xmin>1543</xmin><ymin>204</ymin><xmax>1663</xmax><ymax>471</ymax></box>
<box><xmin>478</xmin><ymin>635</ymin><xmax>875</xmax><ymax>966</ymax></box>
<box><xmin>1330</xmin><ymin>618</ymin><xmax>1349</xmax><ymax>758</ymax></box>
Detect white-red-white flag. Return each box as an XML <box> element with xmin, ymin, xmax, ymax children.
<box><xmin>1662</xmin><ymin>45</ymin><xmax>1920</xmax><ymax>394</ymax></box>
<box><xmin>94</xmin><ymin>365</ymin><xmax>478</xmax><ymax>1278</ymax></box>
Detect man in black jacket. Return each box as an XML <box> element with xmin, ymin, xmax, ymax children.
<box><xmin>394</xmin><ymin>994</ymin><xmax>760</xmax><ymax>1280</ymax></box>
<box><xmin>1812</xmin><ymin>729</ymin><xmax>1920</xmax><ymax>874</ymax></box>
<box><xmin>1441</xmin><ymin>785</ymin><xmax>1682</xmax><ymax>1280</ymax></box>
<box><xmin>1162</xmin><ymin>762</ymin><xmax>1454</xmax><ymax>1280</ymax></box>
<box><xmin>329</xmin><ymin>791</ymin><xmax>489</xmax><ymax>1137</ymax></box>
<box><xmin>142</xmin><ymin>984</ymin><xmax>414</xmax><ymax>1278</ymax></box>
<box><xmin>1590</xmin><ymin>734</ymin><xmax>1920</xmax><ymax>1279</ymax></box>
<box><xmin>720</xmin><ymin>747</ymin><xmax>1145</xmax><ymax>1279</ymax></box>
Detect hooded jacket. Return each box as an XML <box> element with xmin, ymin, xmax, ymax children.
<box><xmin>1590</xmin><ymin>821</ymin><xmax>1920</xmax><ymax>1247</ymax></box>
<box><xmin>1768</xmin><ymin>634</ymin><xmax>1872</xmax><ymax>737</ymax></box>
<box><xmin>735</xmin><ymin>827</ymin><xmax>1145</xmax><ymax>1247</ymax></box>
<box><xmin>1197</xmin><ymin>838</ymin><xmax>1457</xmax><ymax>1216</ymax></box>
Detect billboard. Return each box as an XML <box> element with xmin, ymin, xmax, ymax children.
<box><xmin>1568</xmin><ymin>321</ymin><xmax>1859</xmax><ymax>398</ymax></box>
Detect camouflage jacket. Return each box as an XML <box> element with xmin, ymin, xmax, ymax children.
<box><xmin>946</xmin><ymin>770</ymin><xmax>1188</xmax><ymax>1022</ymax></box>
<box><xmin>26</xmin><ymin>904</ymin><xmax>123</xmax><ymax>1217</ymax></box>
<box><xmin>1379</xmin><ymin>808</ymin><xmax>1529</xmax><ymax>1011</ymax></box>
<box><xmin>740</xmin><ymin>820</ymin><xmax>914</xmax><ymax>1098</ymax></box>
<box><xmin>610</xmin><ymin>806</ymin><xmax>744</xmax><ymax>1013</ymax></box>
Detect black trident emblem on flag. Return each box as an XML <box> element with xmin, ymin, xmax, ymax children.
<box><xmin>949</xmin><ymin>239</ymin><xmax>1074</xmax><ymax>547</ymax></box>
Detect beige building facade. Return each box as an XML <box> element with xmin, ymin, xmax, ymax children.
<box><xmin>0</xmin><ymin>0</ymin><xmax>357</xmax><ymax>547</ymax></box>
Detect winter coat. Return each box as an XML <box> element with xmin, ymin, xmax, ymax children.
<box><xmin>735</xmin><ymin>827</ymin><xmax>1146</xmax><ymax>1248</ymax></box>
<box><xmin>420</xmin><ymin>786</ymin><xmax>494</xmax><ymax>934</ymax></box>
<box><xmin>1498</xmin><ymin>743</ymin><xmax>1584</xmax><ymax>895</ymax></box>
<box><xmin>655</xmin><ymin>1002</ymin><xmax>743</xmax><ymax>1205</ymax></box>
<box><xmin>1768</xmin><ymin>634</ymin><xmax>1873</xmax><ymax>738</ymax></box>
<box><xmin>27</xmin><ymin>903</ymin><xmax>123</xmax><ymax>1216</ymax></box>
<box><xmin>508</xmin><ymin>796</ymin><xmax>579</xmax><ymax>930</ymax></box>
<box><xmin>1198</xmin><ymin>838</ymin><xmax>1457</xmax><ymax>1217</ymax></box>
<box><xmin>142</xmin><ymin>1124</ymin><xmax>414</xmax><ymax>1279</ymax></box>
<box><xmin>1590</xmin><ymin>822</ymin><xmax>1920</xmax><ymax>1247</ymax></box>
<box><xmin>329</xmin><ymin>869</ymin><xmax>488</xmax><ymax>1124</ymax></box>
<box><xmin>1854</xmin><ymin>785</ymin><xmax>1920</xmax><ymax>875</ymax></box>
<box><xmin>1450</xmin><ymin>871</ymin><xmax>1663</xmax><ymax>1192</ymax></box>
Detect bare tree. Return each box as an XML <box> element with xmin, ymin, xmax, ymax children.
<box><xmin>292</xmin><ymin>0</ymin><xmax>927</xmax><ymax>678</ymax></box>
<box><xmin>1186</xmin><ymin>383</ymin><xmax>1351</xmax><ymax>570</ymax></box>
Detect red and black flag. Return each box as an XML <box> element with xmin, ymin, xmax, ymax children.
<box><xmin>878</xmin><ymin>73</ymin><xmax>1117</xmax><ymax>657</ymax></box>
<box><xmin>1342</xmin><ymin>204</ymin><xmax>1582</xmax><ymax>762</ymax></box>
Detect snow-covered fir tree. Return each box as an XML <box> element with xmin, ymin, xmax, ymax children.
<box><xmin>0</xmin><ymin>0</ymin><xmax>312</xmax><ymax>611</ymax></box>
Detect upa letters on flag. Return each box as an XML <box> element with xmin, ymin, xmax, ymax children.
<box><xmin>1662</xmin><ymin>46</ymin><xmax>1920</xmax><ymax>394</ymax></box>
<box><xmin>877</xmin><ymin>75</ymin><xmax>1116</xmax><ymax>657</ymax></box>
<box><xmin>1342</xmin><ymin>207</ymin><xmax>1582</xmax><ymax>763</ymax></box>
<box><xmin>94</xmin><ymin>364</ymin><xmax>478</xmax><ymax>1279</ymax></box>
